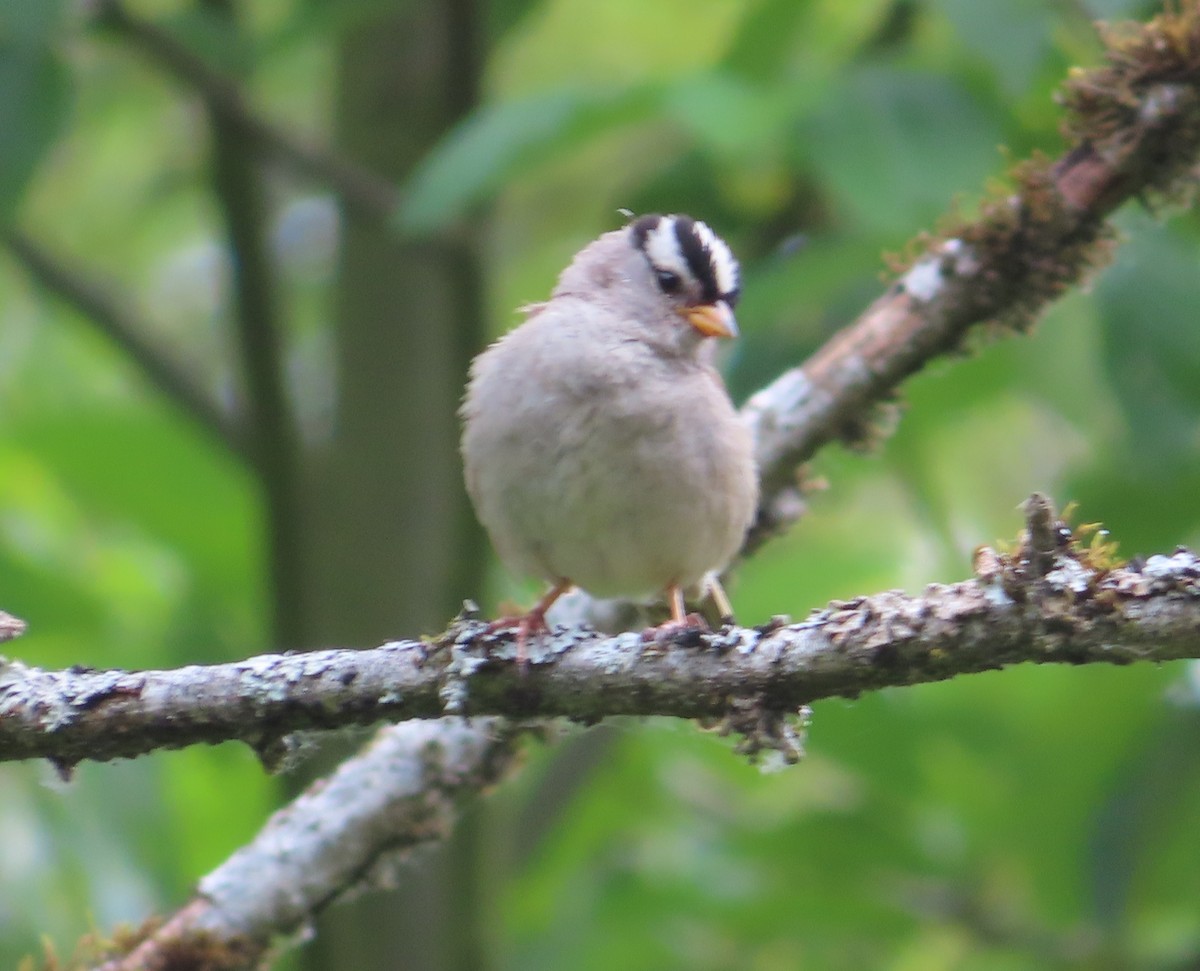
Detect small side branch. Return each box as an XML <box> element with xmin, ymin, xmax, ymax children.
<box><xmin>0</xmin><ymin>611</ymin><xmax>26</xmax><ymax>643</ymax></box>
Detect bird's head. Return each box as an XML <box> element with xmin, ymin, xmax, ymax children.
<box><xmin>628</xmin><ymin>212</ymin><xmax>741</xmax><ymax>341</ymax></box>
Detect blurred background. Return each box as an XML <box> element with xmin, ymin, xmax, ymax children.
<box><xmin>2</xmin><ymin>0</ymin><xmax>1200</xmax><ymax>968</ymax></box>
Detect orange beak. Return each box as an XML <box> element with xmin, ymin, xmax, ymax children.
<box><xmin>685</xmin><ymin>301</ymin><xmax>739</xmax><ymax>339</ymax></box>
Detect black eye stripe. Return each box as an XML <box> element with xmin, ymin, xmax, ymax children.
<box><xmin>629</xmin><ymin>213</ymin><xmax>738</xmax><ymax>307</ymax></box>
<box><xmin>672</xmin><ymin>216</ymin><xmax>724</xmax><ymax>306</ymax></box>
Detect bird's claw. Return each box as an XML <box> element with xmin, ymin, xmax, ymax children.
<box><xmin>642</xmin><ymin>612</ymin><xmax>709</xmax><ymax>645</ymax></box>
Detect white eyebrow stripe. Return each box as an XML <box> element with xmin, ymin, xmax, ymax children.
<box><xmin>693</xmin><ymin>220</ymin><xmax>739</xmax><ymax>297</ymax></box>
<box><xmin>641</xmin><ymin>219</ymin><xmax>689</xmax><ymax>277</ymax></box>
<box><xmin>635</xmin><ymin>214</ymin><xmax>740</xmax><ymax>303</ymax></box>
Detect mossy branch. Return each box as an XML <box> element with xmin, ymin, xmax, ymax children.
<box><xmin>742</xmin><ymin>5</ymin><xmax>1200</xmax><ymax>548</ymax></box>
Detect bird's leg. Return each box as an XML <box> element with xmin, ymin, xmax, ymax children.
<box><xmin>487</xmin><ymin>578</ymin><xmax>572</xmax><ymax>667</ymax></box>
<box><xmin>704</xmin><ymin>573</ymin><xmax>735</xmax><ymax>625</ymax></box>
<box><xmin>668</xmin><ymin>583</ymin><xmax>688</xmax><ymax>625</ymax></box>
<box><xmin>517</xmin><ymin>579</ymin><xmax>572</xmax><ymax>663</ymax></box>
<box><xmin>644</xmin><ymin>582</ymin><xmax>709</xmax><ymax>642</ymax></box>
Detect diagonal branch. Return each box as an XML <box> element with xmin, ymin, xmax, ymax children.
<box><xmin>90</xmin><ymin>718</ymin><xmax>522</xmax><ymax>971</ymax></box>
<box><xmin>91</xmin><ymin>0</ymin><xmax>401</xmax><ymax>225</ymax></box>
<box><xmin>741</xmin><ymin>11</ymin><xmax>1200</xmax><ymax>549</ymax></box>
<box><xmin>3</xmin><ymin>229</ymin><xmax>249</xmax><ymax>460</ymax></box>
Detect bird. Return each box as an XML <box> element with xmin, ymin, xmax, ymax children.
<box><xmin>460</xmin><ymin>213</ymin><xmax>759</xmax><ymax>652</ymax></box>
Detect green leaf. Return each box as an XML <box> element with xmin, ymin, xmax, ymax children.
<box><xmin>661</xmin><ymin>71</ymin><xmax>794</xmax><ymax>157</ymax></box>
<box><xmin>1095</xmin><ymin>212</ymin><xmax>1200</xmax><ymax>464</ymax></box>
<box><xmin>722</xmin><ymin>0</ymin><xmax>811</xmax><ymax>83</ymax></box>
<box><xmin>804</xmin><ymin>66</ymin><xmax>1003</xmax><ymax>236</ymax></box>
<box><xmin>0</xmin><ymin>0</ymin><xmax>66</xmax><ymax>44</ymax></box>
<box><xmin>1089</xmin><ymin>709</ymin><xmax>1200</xmax><ymax>931</ymax></box>
<box><xmin>0</xmin><ymin>42</ymin><xmax>70</xmax><ymax>221</ymax></box>
<box><xmin>396</xmin><ymin>85</ymin><xmax>658</xmax><ymax>233</ymax></box>
<box><xmin>929</xmin><ymin>0</ymin><xmax>1055</xmax><ymax>96</ymax></box>
<box><xmin>723</xmin><ymin>0</ymin><xmax>891</xmax><ymax>85</ymax></box>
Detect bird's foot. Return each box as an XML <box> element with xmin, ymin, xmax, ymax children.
<box><xmin>642</xmin><ymin>611</ymin><xmax>709</xmax><ymax>644</ymax></box>
<box><xmin>486</xmin><ymin>579</ymin><xmax>572</xmax><ymax>670</ymax></box>
<box><xmin>643</xmin><ymin>582</ymin><xmax>712</xmax><ymax>644</ymax></box>
<box><xmin>484</xmin><ymin>611</ymin><xmax>548</xmax><ymax>636</ymax></box>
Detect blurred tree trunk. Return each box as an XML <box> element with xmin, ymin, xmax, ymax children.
<box><xmin>298</xmin><ymin>1</ymin><xmax>489</xmax><ymax>969</ymax></box>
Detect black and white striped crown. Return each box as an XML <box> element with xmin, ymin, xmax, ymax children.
<box><xmin>630</xmin><ymin>213</ymin><xmax>740</xmax><ymax>308</ymax></box>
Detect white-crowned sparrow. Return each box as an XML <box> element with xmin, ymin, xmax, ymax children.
<box><xmin>461</xmin><ymin>213</ymin><xmax>758</xmax><ymax>644</ymax></box>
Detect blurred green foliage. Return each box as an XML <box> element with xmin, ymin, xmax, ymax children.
<box><xmin>2</xmin><ymin>0</ymin><xmax>1200</xmax><ymax>969</ymax></box>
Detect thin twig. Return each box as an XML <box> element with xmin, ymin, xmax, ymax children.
<box><xmin>200</xmin><ymin>0</ymin><xmax>305</xmax><ymax>649</ymax></box>
<box><xmin>3</xmin><ymin>230</ymin><xmax>249</xmax><ymax>460</ymax></box>
<box><xmin>92</xmin><ymin>0</ymin><xmax>401</xmax><ymax>224</ymax></box>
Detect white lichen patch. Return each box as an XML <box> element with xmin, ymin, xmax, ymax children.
<box><xmin>234</xmin><ymin>655</ymin><xmax>285</xmax><ymax>699</ymax></box>
<box><xmin>594</xmin><ymin>632</ymin><xmax>643</xmax><ymax>675</ymax></box>
<box><xmin>1143</xmin><ymin>550</ymin><xmax>1199</xmax><ymax>580</ymax></box>
<box><xmin>440</xmin><ymin>641</ymin><xmax>490</xmax><ymax>714</ymax></box>
<box><xmin>744</xmin><ymin>369</ymin><xmax>812</xmax><ymax>423</ymax></box>
<box><xmin>903</xmin><ymin>255</ymin><xmax>946</xmax><ymax>302</ymax></box>
<box><xmin>982</xmin><ymin>583</ymin><xmax>1015</xmax><ymax>607</ymax></box>
<box><xmin>731</xmin><ymin>628</ymin><xmax>760</xmax><ymax>655</ymax></box>
<box><xmin>902</xmin><ymin>238</ymin><xmax>978</xmax><ymax>303</ymax></box>
<box><xmin>296</xmin><ymin>655</ymin><xmax>337</xmax><ymax>679</ymax></box>
<box><xmin>1045</xmin><ymin>558</ymin><xmax>1092</xmax><ymax>594</ymax></box>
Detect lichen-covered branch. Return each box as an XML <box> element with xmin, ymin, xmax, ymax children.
<box><xmin>89</xmin><ymin>718</ymin><xmax>521</xmax><ymax>971</ymax></box>
<box><xmin>741</xmin><ymin>7</ymin><xmax>1200</xmax><ymax>548</ymax></box>
<box><xmin>5</xmin><ymin>505</ymin><xmax>1198</xmax><ymax>770</ymax></box>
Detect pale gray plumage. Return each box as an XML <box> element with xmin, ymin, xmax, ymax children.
<box><xmin>461</xmin><ymin>215</ymin><xmax>758</xmax><ymax>621</ymax></box>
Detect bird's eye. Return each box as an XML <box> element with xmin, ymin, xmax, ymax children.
<box><xmin>655</xmin><ymin>269</ymin><xmax>682</xmax><ymax>294</ymax></box>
